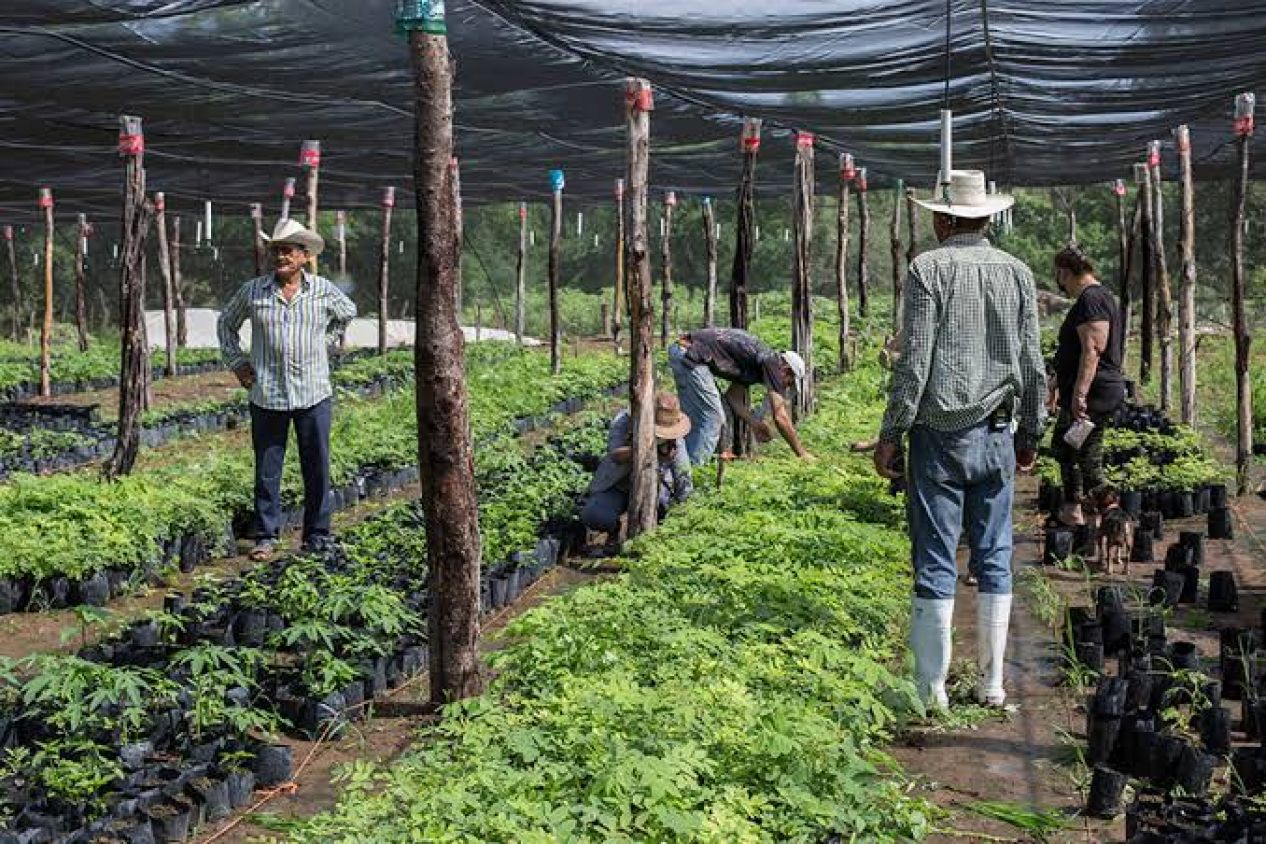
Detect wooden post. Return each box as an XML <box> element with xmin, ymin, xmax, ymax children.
<box><xmin>1137</xmin><ymin>162</ymin><xmax>1154</xmax><ymax>384</ymax></box>
<box><xmin>601</xmin><ymin>302</ymin><xmax>611</xmax><ymax>338</ymax></box>
<box><xmin>1148</xmin><ymin>140</ymin><xmax>1174</xmax><ymax>412</ymax></box>
<box><xmin>280</xmin><ymin>177</ymin><xmax>296</xmax><ymax>221</ymax></box>
<box><xmin>1113</xmin><ymin>178</ymin><xmax>1129</xmax><ymax>349</ymax></box>
<box><xmin>73</xmin><ymin>214</ymin><xmax>90</xmax><ymax>352</ymax></box>
<box><xmin>105</xmin><ymin>114</ymin><xmax>154</xmax><ymax>480</ymax></box>
<box><xmin>624</xmin><ymin>77</ymin><xmax>658</xmax><ymax>538</ymax></box>
<box><xmin>548</xmin><ymin>169</ymin><xmax>564</xmax><ymax>374</ymax></box>
<box><xmin>37</xmin><ymin>188</ymin><xmax>53</xmax><ymax>397</ymax></box>
<box><xmin>300</xmin><ymin>140</ymin><xmax>321</xmax><ymax>274</ymax></box>
<box><xmin>730</xmin><ymin>117</ymin><xmax>761</xmax><ymax>457</ymax></box>
<box><xmin>660</xmin><ymin>190</ymin><xmax>676</xmax><ymax>346</ymax></box>
<box><xmin>515</xmin><ymin>201</ymin><xmax>528</xmax><ymax>344</ymax></box>
<box><xmin>890</xmin><ymin>177</ymin><xmax>905</xmax><ymax>332</ymax></box>
<box><xmin>1174</xmin><ymin>126</ymin><xmax>1198</xmax><ymax>426</ymax></box>
<box><xmin>835</xmin><ymin>154</ymin><xmax>854</xmax><ymax>371</ymax></box>
<box><xmin>1121</xmin><ymin>176</ymin><xmax>1144</xmax><ymax>370</ymax></box>
<box><xmin>905</xmin><ymin>186</ymin><xmax>918</xmax><ymax>272</ymax></box>
<box><xmin>791</xmin><ymin>131</ymin><xmax>815</xmax><ymax>419</ymax></box>
<box><xmin>335</xmin><ymin>209</ymin><xmax>348</xmax><ymax>280</ymax></box>
<box><xmin>1231</xmin><ymin>93</ymin><xmax>1255</xmax><ymax>495</ymax></box>
<box><xmin>169</xmin><ymin>215</ymin><xmax>187</xmax><ymax>347</ymax></box>
<box><xmin>153</xmin><ymin>194</ymin><xmax>177</xmax><ymax>377</ymax></box>
<box><xmin>612</xmin><ymin>180</ymin><xmax>626</xmax><ymax>350</ymax></box>
<box><xmin>451</xmin><ymin>158</ymin><xmax>463</xmax><ymax>317</ymax></box>
<box><xmin>378</xmin><ymin>187</ymin><xmax>395</xmax><ymax>355</ymax></box>
<box><xmin>856</xmin><ymin>168</ymin><xmax>871</xmax><ymax>319</ymax></box>
<box><xmin>4</xmin><ymin>227</ymin><xmax>18</xmax><ymax>342</ymax></box>
<box><xmin>701</xmin><ymin>196</ymin><xmax>718</xmax><ymax>328</ymax></box>
<box><xmin>404</xmin><ymin>10</ymin><xmax>484</xmax><ymax>704</ymax></box>
<box><xmin>250</xmin><ymin>203</ymin><xmax>266</xmax><ymax>277</ymax></box>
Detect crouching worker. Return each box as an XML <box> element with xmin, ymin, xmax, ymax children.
<box><xmin>668</xmin><ymin>327</ymin><xmax>812</xmax><ymax>464</ymax></box>
<box><xmin>581</xmin><ymin>393</ymin><xmax>694</xmax><ymax>544</ymax></box>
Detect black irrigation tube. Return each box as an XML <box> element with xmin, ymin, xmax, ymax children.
<box><xmin>0</xmin><ymin>384</ymin><xmax>615</xmax><ymax>843</ymax></box>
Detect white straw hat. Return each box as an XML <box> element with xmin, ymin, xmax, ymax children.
<box><xmin>913</xmin><ymin>170</ymin><xmax>1013</xmax><ymax>219</ymax></box>
<box><xmin>259</xmin><ymin>218</ymin><xmax>325</xmax><ymax>257</ymax></box>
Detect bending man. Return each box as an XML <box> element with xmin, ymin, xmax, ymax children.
<box><xmin>218</xmin><ymin>220</ymin><xmax>357</xmax><ymax>561</ymax></box>
<box><xmin>874</xmin><ymin>170</ymin><xmax>1045</xmax><ymax>710</ymax></box>
<box><xmin>668</xmin><ymin>327</ymin><xmax>811</xmax><ymax>464</ymax></box>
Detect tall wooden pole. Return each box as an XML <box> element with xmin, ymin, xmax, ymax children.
<box><xmin>1121</xmin><ymin>179</ymin><xmax>1143</xmax><ymax>370</ymax></box>
<box><xmin>451</xmin><ymin>158</ymin><xmax>463</xmax><ymax>317</ymax></box>
<box><xmin>37</xmin><ymin>188</ymin><xmax>53</xmax><ymax>397</ymax></box>
<box><xmin>612</xmin><ymin>180</ymin><xmax>626</xmax><ymax>349</ymax></box>
<box><xmin>624</xmin><ymin>77</ymin><xmax>657</xmax><ymax>538</ymax></box>
<box><xmin>890</xmin><ymin>177</ymin><xmax>905</xmax><ymax>332</ymax></box>
<box><xmin>280</xmin><ymin>177</ymin><xmax>296</xmax><ymax>222</ymax></box>
<box><xmin>379</xmin><ymin>187</ymin><xmax>395</xmax><ymax>355</ymax></box>
<box><xmin>1231</xmin><ymin>93</ymin><xmax>1255</xmax><ymax>495</ymax></box>
<box><xmin>1137</xmin><ymin>162</ymin><xmax>1154</xmax><ymax>384</ymax></box>
<box><xmin>515</xmin><ymin>201</ymin><xmax>528</xmax><ymax>344</ymax></box>
<box><xmin>548</xmin><ymin>169</ymin><xmax>564</xmax><ymax>375</ymax></box>
<box><xmin>905</xmin><ymin>186</ymin><xmax>918</xmax><ymax>273</ymax></box>
<box><xmin>835</xmin><ymin>154</ymin><xmax>854</xmax><ymax>371</ymax></box>
<box><xmin>1148</xmin><ymin>141</ymin><xmax>1174</xmax><ymax>412</ymax></box>
<box><xmin>300</xmin><ymin>140</ymin><xmax>321</xmax><ymax>274</ymax></box>
<box><xmin>336</xmin><ymin>209</ymin><xmax>348</xmax><ymax>279</ymax></box>
<box><xmin>856</xmin><ymin>168</ymin><xmax>871</xmax><ymax>319</ymax></box>
<box><xmin>730</xmin><ymin>117</ymin><xmax>761</xmax><ymax>457</ymax></box>
<box><xmin>170</xmin><ymin>215</ymin><xmax>186</xmax><ymax>347</ymax></box>
<box><xmin>702</xmin><ymin>196</ymin><xmax>718</xmax><ymax>328</ymax></box>
<box><xmin>404</xmin><ymin>11</ymin><xmax>484</xmax><ymax>704</ymax></box>
<box><xmin>73</xmin><ymin>214</ymin><xmax>90</xmax><ymax>352</ymax></box>
<box><xmin>660</xmin><ymin>190</ymin><xmax>676</xmax><ymax>346</ymax></box>
<box><xmin>3</xmin><ymin>227</ymin><xmax>18</xmax><ymax>342</ymax></box>
<box><xmin>1174</xmin><ymin>126</ymin><xmax>1198</xmax><ymax>426</ymax></box>
<box><xmin>153</xmin><ymin>194</ymin><xmax>177</xmax><ymax>377</ymax></box>
<box><xmin>791</xmin><ymin>131</ymin><xmax>815</xmax><ymax>419</ymax></box>
<box><xmin>1113</xmin><ymin>178</ymin><xmax>1129</xmax><ymax>353</ymax></box>
<box><xmin>250</xmin><ymin>203</ymin><xmax>266</xmax><ymax>277</ymax></box>
<box><xmin>106</xmin><ymin>115</ymin><xmax>154</xmax><ymax>480</ymax></box>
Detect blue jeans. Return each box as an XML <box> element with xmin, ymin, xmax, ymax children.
<box><xmin>907</xmin><ymin>422</ymin><xmax>1015</xmax><ymax>599</ymax></box>
<box><xmin>250</xmin><ymin>398</ymin><xmax>333</xmax><ymax>545</ymax></box>
<box><xmin>668</xmin><ymin>343</ymin><xmax>724</xmax><ymax>465</ymax></box>
<box><xmin>581</xmin><ymin>482</ymin><xmax>674</xmax><ymax>534</ymax></box>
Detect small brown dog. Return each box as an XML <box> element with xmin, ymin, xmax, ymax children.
<box><xmin>1091</xmin><ymin>487</ymin><xmax>1134</xmax><ymax>576</ymax></box>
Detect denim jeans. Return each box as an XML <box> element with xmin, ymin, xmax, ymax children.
<box><xmin>668</xmin><ymin>342</ymin><xmax>725</xmax><ymax>465</ymax></box>
<box><xmin>907</xmin><ymin>421</ymin><xmax>1016</xmax><ymax>599</ymax></box>
<box><xmin>250</xmin><ymin>398</ymin><xmax>333</xmax><ymax>544</ymax></box>
<box><xmin>580</xmin><ymin>482</ymin><xmax>675</xmax><ymax>534</ymax></box>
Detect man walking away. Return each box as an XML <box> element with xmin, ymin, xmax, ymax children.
<box><xmin>218</xmin><ymin>219</ymin><xmax>357</xmax><ymax>561</ymax></box>
<box><xmin>873</xmin><ymin>170</ymin><xmax>1046</xmax><ymax>710</ymax></box>
<box><xmin>669</xmin><ymin>327</ymin><xmax>812</xmax><ymax>464</ymax></box>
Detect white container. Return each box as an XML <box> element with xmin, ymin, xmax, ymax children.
<box><xmin>1063</xmin><ymin>418</ymin><xmax>1096</xmax><ymax>450</ymax></box>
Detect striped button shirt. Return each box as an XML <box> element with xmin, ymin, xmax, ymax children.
<box><xmin>218</xmin><ymin>272</ymin><xmax>357</xmax><ymax>411</ymax></box>
<box><xmin>879</xmin><ymin>233</ymin><xmax>1047</xmax><ymax>449</ymax></box>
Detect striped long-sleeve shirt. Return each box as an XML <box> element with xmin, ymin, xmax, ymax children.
<box><xmin>218</xmin><ymin>272</ymin><xmax>357</xmax><ymax>411</ymax></box>
<box><xmin>879</xmin><ymin>233</ymin><xmax>1047</xmax><ymax>450</ymax></box>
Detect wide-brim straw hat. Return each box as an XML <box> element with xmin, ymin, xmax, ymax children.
<box><xmin>655</xmin><ymin>392</ymin><xmax>692</xmax><ymax>441</ymax></box>
<box><xmin>260</xmin><ymin>218</ymin><xmax>325</xmax><ymax>257</ymax></box>
<box><xmin>913</xmin><ymin>169</ymin><xmax>1013</xmax><ymax>219</ymax></box>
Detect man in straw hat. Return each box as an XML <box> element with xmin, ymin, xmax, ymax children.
<box><xmin>669</xmin><ymin>327</ymin><xmax>813</xmax><ymax>464</ymax></box>
<box><xmin>218</xmin><ymin>219</ymin><xmax>357</xmax><ymax>561</ymax></box>
<box><xmin>873</xmin><ymin>170</ymin><xmax>1046</xmax><ymax>710</ymax></box>
<box><xmin>581</xmin><ymin>392</ymin><xmax>694</xmax><ymax>545</ymax></box>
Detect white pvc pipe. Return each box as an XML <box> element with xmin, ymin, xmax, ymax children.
<box><xmin>939</xmin><ymin>109</ymin><xmax>953</xmax><ymax>187</ymax></box>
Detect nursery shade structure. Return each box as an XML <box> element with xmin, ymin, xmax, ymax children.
<box><xmin>4</xmin><ymin>0</ymin><xmax>1266</xmax><ymax>218</ymax></box>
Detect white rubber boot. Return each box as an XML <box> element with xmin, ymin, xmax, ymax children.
<box><xmin>910</xmin><ymin>597</ymin><xmax>955</xmax><ymax>710</ymax></box>
<box><xmin>977</xmin><ymin>592</ymin><xmax>1013</xmax><ymax>707</ymax></box>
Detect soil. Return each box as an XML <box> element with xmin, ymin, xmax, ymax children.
<box><xmin>25</xmin><ymin>369</ymin><xmax>243</xmax><ymax>421</ymax></box>
<box><xmin>894</xmin><ymin>456</ymin><xmax>1266</xmax><ymax>843</ymax></box>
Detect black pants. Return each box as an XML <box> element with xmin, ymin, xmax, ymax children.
<box><xmin>1052</xmin><ymin>407</ymin><xmax>1110</xmax><ymax>504</ymax></box>
<box><xmin>250</xmin><ymin>398</ymin><xmax>333</xmax><ymax>544</ymax></box>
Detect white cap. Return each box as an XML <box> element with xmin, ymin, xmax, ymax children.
<box><xmin>781</xmin><ymin>350</ymin><xmax>806</xmax><ymax>383</ymax></box>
